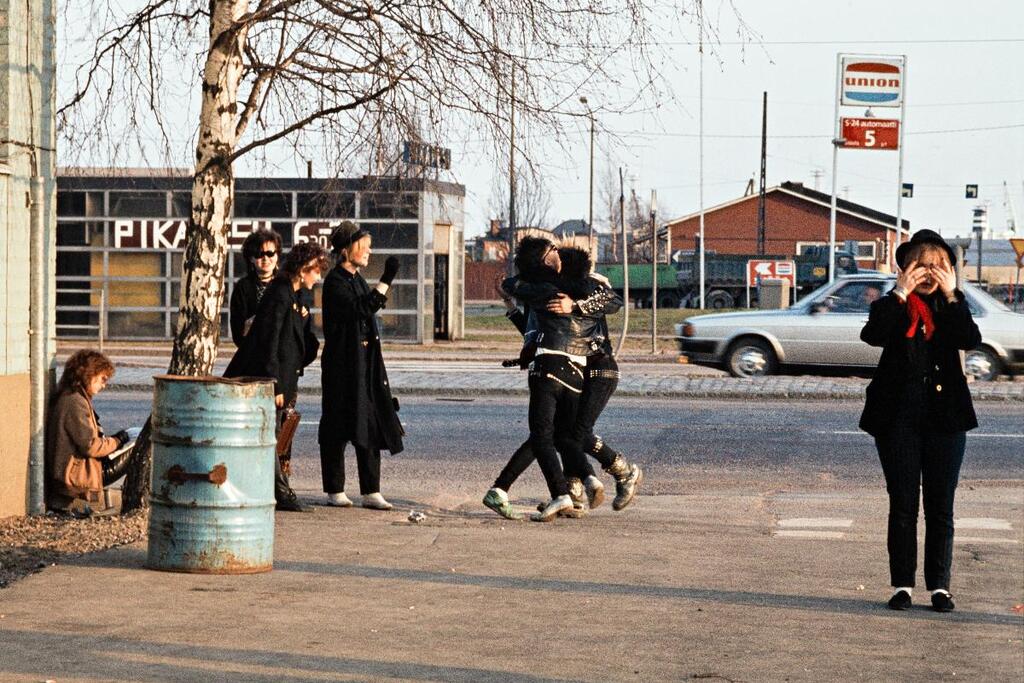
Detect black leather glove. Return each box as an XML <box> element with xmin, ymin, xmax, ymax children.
<box><xmin>113</xmin><ymin>430</ymin><xmax>131</xmax><ymax>447</ymax></box>
<box><xmin>380</xmin><ymin>256</ymin><xmax>400</xmax><ymax>286</ymax></box>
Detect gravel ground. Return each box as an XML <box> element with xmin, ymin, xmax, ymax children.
<box><xmin>0</xmin><ymin>511</ymin><xmax>147</xmax><ymax>590</ymax></box>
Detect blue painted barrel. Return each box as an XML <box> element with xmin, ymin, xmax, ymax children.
<box><xmin>147</xmin><ymin>375</ymin><xmax>276</xmax><ymax>573</ymax></box>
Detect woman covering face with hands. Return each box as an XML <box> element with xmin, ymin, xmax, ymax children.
<box><xmin>859</xmin><ymin>229</ymin><xmax>981</xmax><ymax>614</ymax></box>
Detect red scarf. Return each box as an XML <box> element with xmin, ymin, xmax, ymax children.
<box><xmin>905</xmin><ymin>293</ymin><xmax>935</xmax><ymax>341</ymax></box>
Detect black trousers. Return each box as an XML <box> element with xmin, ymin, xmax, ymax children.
<box><xmin>565</xmin><ymin>353</ymin><xmax>620</xmax><ymax>474</ymax></box>
<box><xmin>494</xmin><ymin>354</ymin><xmax>582</xmax><ymax>498</ymax></box>
<box><xmin>320</xmin><ymin>439</ymin><xmax>382</xmax><ymax>495</ymax></box>
<box><xmin>875</xmin><ymin>425</ymin><xmax>966</xmax><ymax>590</ymax></box>
<box><xmin>493</xmin><ymin>353</ymin><xmax>621</xmax><ymax>492</ymax></box>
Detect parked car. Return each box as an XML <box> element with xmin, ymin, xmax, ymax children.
<box><xmin>674</xmin><ymin>274</ymin><xmax>1024</xmax><ymax>380</ymax></box>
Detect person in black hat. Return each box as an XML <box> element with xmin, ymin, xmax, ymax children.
<box><xmin>860</xmin><ymin>229</ymin><xmax>981</xmax><ymax>613</ymax></box>
<box><xmin>318</xmin><ymin>221</ymin><xmax>403</xmax><ymax>510</ymax></box>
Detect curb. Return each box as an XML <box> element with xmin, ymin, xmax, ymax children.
<box><xmin>106</xmin><ymin>381</ymin><xmax>1024</xmax><ymax>402</ymax></box>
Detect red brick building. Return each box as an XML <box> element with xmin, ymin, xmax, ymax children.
<box><xmin>664</xmin><ymin>181</ymin><xmax>910</xmax><ymax>270</ymax></box>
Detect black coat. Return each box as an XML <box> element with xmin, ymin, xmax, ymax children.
<box><xmin>230</xmin><ymin>273</ymin><xmax>314</xmax><ymax>348</ymax></box>
<box><xmin>318</xmin><ymin>266</ymin><xmax>404</xmax><ymax>454</ymax></box>
<box><xmin>859</xmin><ymin>290</ymin><xmax>981</xmax><ymax>437</ymax></box>
<box><xmin>224</xmin><ymin>278</ymin><xmax>319</xmax><ymax>400</ymax></box>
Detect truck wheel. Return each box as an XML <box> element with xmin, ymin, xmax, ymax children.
<box><xmin>706</xmin><ymin>290</ymin><xmax>734</xmax><ymax>310</ymax></box>
<box><xmin>726</xmin><ymin>338</ymin><xmax>776</xmax><ymax>378</ymax></box>
<box><xmin>964</xmin><ymin>347</ymin><xmax>1002</xmax><ymax>381</ymax></box>
<box><xmin>658</xmin><ymin>292</ymin><xmax>681</xmax><ymax>309</ymax></box>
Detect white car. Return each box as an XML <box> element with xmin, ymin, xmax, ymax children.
<box><xmin>675</xmin><ymin>275</ymin><xmax>1024</xmax><ymax>381</ymax></box>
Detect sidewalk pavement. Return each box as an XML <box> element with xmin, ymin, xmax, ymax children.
<box><xmin>0</xmin><ymin>484</ymin><xmax>1021</xmax><ymax>681</ymax></box>
<box><xmin>99</xmin><ymin>355</ymin><xmax>1024</xmax><ymax>402</ymax></box>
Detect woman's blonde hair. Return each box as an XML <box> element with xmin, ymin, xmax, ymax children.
<box><xmin>902</xmin><ymin>242</ymin><xmax>950</xmax><ymax>269</ymax></box>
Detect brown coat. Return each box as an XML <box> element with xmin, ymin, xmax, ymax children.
<box><xmin>45</xmin><ymin>388</ymin><xmax>119</xmax><ymax>505</ymax></box>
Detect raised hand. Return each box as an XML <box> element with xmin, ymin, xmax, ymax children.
<box><xmin>895</xmin><ymin>260</ymin><xmax>927</xmax><ymax>296</ymax></box>
<box><xmin>380</xmin><ymin>256</ymin><xmax>400</xmax><ymax>285</ymax></box>
<box><xmin>933</xmin><ymin>261</ymin><xmax>957</xmax><ymax>296</ymax></box>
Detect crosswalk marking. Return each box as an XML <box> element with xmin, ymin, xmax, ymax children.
<box><xmin>773</xmin><ymin>530</ymin><xmax>846</xmax><ymax>540</ymax></box>
<box><xmin>818</xmin><ymin>430</ymin><xmax>1023</xmax><ymax>439</ymax></box>
<box><xmin>956</xmin><ymin>518</ymin><xmax>1013</xmax><ymax>530</ymax></box>
<box><xmin>955</xmin><ymin>536</ymin><xmax>1019</xmax><ymax>545</ymax></box>
<box><xmin>777</xmin><ymin>518</ymin><xmax>853</xmax><ymax>528</ymax></box>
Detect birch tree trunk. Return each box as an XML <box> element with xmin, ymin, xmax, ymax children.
<box><xmin>122</xmin><ymin>0</ymin><xmax>249</xmax><ymax>512</ymax></box>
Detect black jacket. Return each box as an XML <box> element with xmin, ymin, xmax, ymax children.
<box><xmin>859</xmin><ymin>290</ymin><xmax>981</xmax><ymax>437</ymax></box>
<box><xmin>224</xmin><ymin>278</ymin><xmax>319</xmax><ymax>399</ymax></box>
<box><xmin>230</xmin><ymin>273</ymin><xmax>314</xmax><ymax>348</ymax></box>
<box><xmin>502</xmin><ymin>254</ymin><xmax>622</xmax><ymax>357</ymax></box>
<box><xmin>318</xmin><ymin>266</ymin><xmax>404</xmax><ymax>454</ymax></box>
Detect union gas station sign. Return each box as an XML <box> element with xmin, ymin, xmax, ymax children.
<box><xmin>112</xmin><ymin>220</ymin><xmax>272</xmax><ymax>249</ymax></box>
<box><xmin>840</xmin><ymin>57</ymin><xmax>904</xmax><ymax>107</ymax></box>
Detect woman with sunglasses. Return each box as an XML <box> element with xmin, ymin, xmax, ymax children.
<box><xmin>231</xmin><ymin>229</ymin><xmax>284</xmax><ymax>347</ymax></box>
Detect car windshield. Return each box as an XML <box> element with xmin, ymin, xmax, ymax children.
<box><xmin>965</xmin><ymin>284</ymin><xmax>1013</xmax><ymax>312</ymax></box>
<box><xmin>796</xmin><ymin>278</ymin><xmax>895</xmax><ymax>309</ymax></box>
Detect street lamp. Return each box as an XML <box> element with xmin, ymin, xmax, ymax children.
<box><xmin>580</xmin><ymin>96</ymin><xmax>595</xmax><ymax>254</ymax></box>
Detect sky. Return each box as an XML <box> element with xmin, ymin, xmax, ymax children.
<box><xmin>58</xmin><ymin>1</ymin><xmax>1024</xmax><ymax>242</ymax></box>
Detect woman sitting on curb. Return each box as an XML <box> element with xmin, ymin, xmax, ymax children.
<box><xmin>45</xmin><ymin>349</ymin><xmax>134</xmax><ymax>515</ymax></box>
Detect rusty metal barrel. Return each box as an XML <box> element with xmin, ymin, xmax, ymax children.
<box><xmin>147</xmin><ymin>375</ymin><xmax>276</xmax><ymax>573</ymax></box>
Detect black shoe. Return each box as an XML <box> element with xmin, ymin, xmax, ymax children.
<box><xmin>887</xmin><ymin>590</ymin><xmax>912</xmax><ymax>610</ymax></box>
<box><xmin>276</xmin><ymin>492</ymin><xmax>307</xmax><ymax>512</ymax></box>
<box><xmin>931</xmin><ymin>592</ymin><xmax>955</xmax><ymax>612</ymax></box>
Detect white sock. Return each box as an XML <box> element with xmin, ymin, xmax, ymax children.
<box><xmin>893</xmin><ymin>587</ymin><xmax>912</xmax><ymax>597</ymax></box>
<box><xmin>930</xmin><ymin>588</ymin><xmax>950</xmax><ymax>597</ymax></box>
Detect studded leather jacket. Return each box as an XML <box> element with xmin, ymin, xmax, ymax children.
<box><xmin>502</xmin><ymin>273</ymin><xmax>623</xmax><ymax>357</ymax></box>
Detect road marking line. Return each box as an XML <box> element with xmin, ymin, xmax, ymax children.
<box><xmin>777</xmin><ymin>518</ymin><xmax>853</xmax><ymax>528</ymax></box>
<box><xmin>955</xmin><ymin>537</ymin><xmax>1019</xmax><ymax>545</ymax></box>
<box><xmin>818</xmin><ymin>430</ymin><xmax>1023</xmax><ymax>438</ymax></box>
<box><xmin>956</xmin><ymin>518</ymin><xmax>1013</xmax><ymax>530</ymax></box>
<box><xmin>773</xmin><ymin>530</ymin><xmax>845</xmax><ymax>540</ymax></box>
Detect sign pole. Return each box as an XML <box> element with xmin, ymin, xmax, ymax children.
<box><xmin>828</xmin><ymin>53</ymin><xmax>842</xmax><ymax>284</ymax></box>
<box><xmin>698</xmin><ymin>28</ymin><xmax>706</xmax><ymax>309</ymax></box>
<box><xmin>893</xmin><ymin>55</ymin><xmax>908</xmax><ymax>256</ymax></box>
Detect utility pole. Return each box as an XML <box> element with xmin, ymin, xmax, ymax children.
<box><xmin>757</xmin><ymin>91</ymin><xmax>767</xmax><ymax>256</ymax></box>
<box><xmin>507</xmin><ymin>65</ymin><xmax>517</xmax><ymax>270</ymax></box>
<box><xmin>580</xmin><ymin>97</ymin><xmax>595</xmax><ymax>253</ymax></box>
<box><xmin>650</xmin><ymin>190</ymin><xmax>658</xmax><ymax>354</ymax></box>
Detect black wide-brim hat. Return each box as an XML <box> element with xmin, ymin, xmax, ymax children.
<box><xmin>895</xmin><ymin>229</ymin><xmax>957</xmax><ymax>270</ymax></box>
<box><xmin>330</xmin><ymin>220</ymin><xmax>369</xmax><ymax>254</ymax></box>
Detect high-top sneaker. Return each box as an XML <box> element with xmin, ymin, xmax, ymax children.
<box><xmin>483</xmin><ymin>487</ymin><xmax>524</xmax><ymax>520</ymax></box>
<box><xmin>604</xmin><ymin>455</ymin><xmax>643</xmax><ymax>511</ymax></box>
<box><xmin>531</xmin><ymin>495</ymin><xmax>573</xmax><ymax>522</ymax></box>
<box><xmin>566</xmin><ymin>477</ymin><xmax>586</xmax><ymax>506</ymax></box>
<box><xmin>584</xmin><ymin>475</ymin><xmax>605</xmax><ymax>509</ymax></box>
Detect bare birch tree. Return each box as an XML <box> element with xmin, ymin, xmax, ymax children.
<box><xmin>59</xmin><ymin>0</ymin><xmax>735</xmax><ymax>510</ymax></box>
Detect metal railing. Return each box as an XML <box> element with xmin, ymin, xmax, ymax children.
<box><xmin>56</xmin><ymin>287</ymin><xmax>106</xmax><ymax>352</ymax></box>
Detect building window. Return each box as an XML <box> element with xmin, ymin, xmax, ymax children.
<box><xmin>234</xmin><ymin>192</ymin><xmax>292</xmax><ymax>218</ymax></box>
<box><xmin>364</xmin><ymin>222</ymin><xmax>419</xmax><ymax>249</ymax></box>
<box><xmin>297</xmin><ymin>192</ymin><xmax>355</xmax><ymax>218</ymax></box>
<box><xmin>109</xmin><ymin>192</ymin><xmax>167</xmax><ymax>217</ymax></box>
<box><xmin>360</xmin><ymin>192</ymin><xmax>418</xmax><ymax>219</ymax></box>
<box><xmin>57</xmin><ymin>191</ymin><xmax>104</xmax><ymax>217</ymax></box>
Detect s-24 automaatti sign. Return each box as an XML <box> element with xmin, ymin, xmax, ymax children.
<box><xmin>840</xmin><ymin>117</ymin><xmax>900</xmax><ymax>150</ymax></box>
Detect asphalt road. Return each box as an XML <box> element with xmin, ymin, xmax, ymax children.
<box><xmin>96</xmin><ymin>392</ymin><xmax>1024</xmax><ymax>501</ymax></box>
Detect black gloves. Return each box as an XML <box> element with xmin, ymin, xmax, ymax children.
<box><xmin>113</xmin><ymin>430</ymin><xmax>131</xmax><ymax>447</ymax></box>
<box><xmin>380</xmin><ymin>256</ymin><xmax>400</xmax><ymax>286</ymax></box>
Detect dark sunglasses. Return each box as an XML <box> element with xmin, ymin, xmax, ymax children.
<box><xmin>256</xmin><ymin>250</ymin><xmax>277</xmax><ymax>259</ymax></box>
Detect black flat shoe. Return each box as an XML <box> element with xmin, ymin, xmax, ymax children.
<box><xmin>931</xmin><ymin>592</ymin><xmax>955</xmax><ymax>612</ymax></box>
<box><xmin>887</xmin><ymin>590</ymin><xmax>912</xmax><ymax>610</ymax></box>
<box><xmin>276</xmin><ymin>493</ymin><xmax>308</xmax><ymax>512</ymax></box>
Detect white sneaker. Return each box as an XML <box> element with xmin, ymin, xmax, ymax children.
<box><xmin>326</xmin><ymin>491</ymin><xmax>353</xmax><ymax>507</ymax></box>
<box><xmin>530</xmin><ymin>495</ymin><xmax>573</xmax><ymax>522</ymax></box>
<box><xmin>362</xmin><ymin>492</ymin><xmax>393</xmax><ymax>510</ymax></box>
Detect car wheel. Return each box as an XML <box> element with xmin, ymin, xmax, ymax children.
<box><xmin>964</xmin><ymin>347</ymin><xmax>1001</xmax><ymax>381</ymax></box>
<box><xmin>726</xmin><ymin>338</ymin><xmax>776</xmax><ymax>378</ymax></box>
